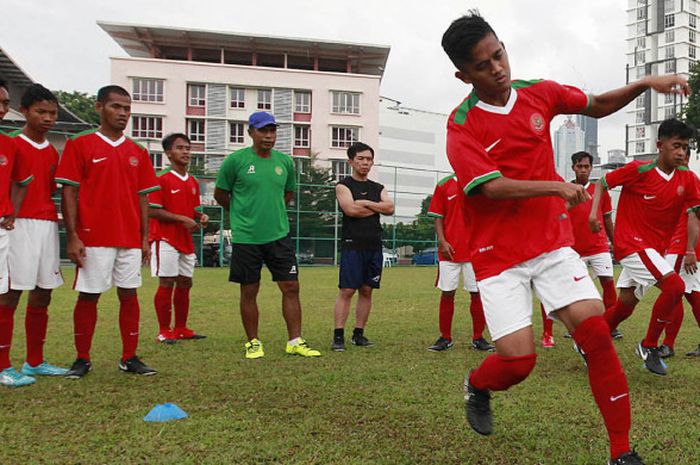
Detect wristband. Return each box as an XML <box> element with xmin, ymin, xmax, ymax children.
<box><xmin>686</xmin><ymin>250</ymin><xmax>696</xmax><ymax>255</ymax></box>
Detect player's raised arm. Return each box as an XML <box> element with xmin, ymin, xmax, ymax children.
<box><xmin>478</xmin><ymin>176</ymin><xmax>590</xmax><ymax>207</ymax></box>
<box><xmin>583</xmin><ymin>75</ymin><xmax>690</xmax><ymax>119</ymax></box>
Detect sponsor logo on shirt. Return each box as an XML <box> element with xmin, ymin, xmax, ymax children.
<box><xmin>171</xmin><ymin>189</ymin><xmax>180</xmax><ymax>194</ymax></box>
<box><xmin>275</xmin><ymin>166</ymin><xmax>283</xmax><ymax>176</ymax></box>
<box><xmin>192</xmin><ymin>187</ymin><xmax>196</xmax><ymax>195</ymax></box>
<box><xmin>0</xmin><ymin>154</ymin><xmax>7</xmax><ymax>166</ymax></box>
<box><xmin>129</xmin><ymin>156</ymin><xmax>139</xmax><ymax>167</ymax></box>
<box><xmin>485</xmin><ymin>139</ymin><xmax>501</xmax><ymax>152</ymax></box>
<box><xmin>643</xmin><ymin>194</ymin><xmax>656</xmax><ymax>200</ymax></box>
<box><xmin>247</xmin><ymin>165</ymin><xmax>255</xmax><ymax>174</ymax></box>
<box><xmin>478</xmin><ymin>245</ymin><xmax>494</xmax><ymax>253</ymax></box>
<box><xmin>448</xmin><ymin>194</ymin><xmax>457</xmax><ymax>201</ymax></box>
<box><xmin>677</xmin><ymin>186</ymin><xmax>685</xmax><ymax>196</ymax></box>
<box><xmin>530</xmin><ymin>113</ymin><xmax>545</xmax><ymax>133</ymax></box>
<box><xmin>92</xmin><ymin>157</ymin><xmax>107</xmax><ymax>164</ymax></box>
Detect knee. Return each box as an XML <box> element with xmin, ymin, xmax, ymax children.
<box><xmin>117</xmin><ymin>288</ymin><xmax>137</xmax><ymax>302</ymax></box>
<box><xmin>358</xmin><ymin>286</ymin><xmax>373</xmax><ymax>298</ymax></box>
<box><xmin>30</xmin><ymin>290</ymin><xmax>52</xmax><ymax>308</ymax></box>
<box><xmin>176</xmin><ymin>276</ymin><xmax>193</xmax><ymax>289</ymax></box>
<box><xmin>280</xmin><ymin>282</ymin><xmax>300</xmax><ymax>297</ymax></box>
<box><xmin>573</xmin><ymin>315</ymin><xmax>612</xmax><ymax>351</ymax></box>
<box><xmin>661</xmin><ymin>273</ymin><xmax>685</xmax><ymax>298</ymax></box>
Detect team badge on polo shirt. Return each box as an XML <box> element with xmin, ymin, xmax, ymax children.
<box><xmin>530</xmin><ymin>113</ymin><xmax>545</xmax><ymax>133</ymax></box>
<box><xmin>247</xmin><ymin>165</ymin><xmax>255</xmax><ymax>174</ymax></box>
<box><xmin>275</xmin><ymin>166</ymin><xmax>283</xmax><ymax>176</ymax></box>
<box><xmin>129</xmin><ymin>156</ymin><xmax>139</xmax><ymax>166</ymax></box>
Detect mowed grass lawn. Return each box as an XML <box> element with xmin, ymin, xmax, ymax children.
<box><xmin>1</xmin><ymin>266</ymin><xmax>699</xmax><ymax>465</ymax></box>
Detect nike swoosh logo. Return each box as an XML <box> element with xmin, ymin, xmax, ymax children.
<box><xmin>485</xmin><ymin>139</ymin><xmax>502</xmax><ymax>152</ymax></box>
<box><xmin>573</xmin><ymin>275</ymin><xmax>586</xmax><ymax>282</ymax></box>
<box><xmin>610</xmin><ymin>393</ymin><xmax>629</xmax><ymax>402</ymax></box>
<box><xmin>92</xmin><ymin>157</ymin><xmax>107</xmax><ymax>163</ymax></box>
<box><xmin>643</xmin><ymin>195</ymin><xmax>656</xmax><ymax>200</ymax></box>
<box><xmin>448</xmin><ymin>194</ymin><xmax>457</xmax><ymax>200</ymax></box>
<box><xmin>171</xmin><ymin>189</ymin><xmax>181</xmax><ymax>194</ymax></box>
<box><xmin>361</xmin><ymin>192</ymin><xmax>368</xmax><ymax>195</ymax></box>
<box><xmin>638</xmin><ymin>347</ymin><xmax>648</xmax><ymax>361</ymax></box>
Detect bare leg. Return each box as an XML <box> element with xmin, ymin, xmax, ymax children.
<box><xmin>240</xmin><ymin>283</ymin><xmax>260</xmax><ymax>340</ymax></box>
<box><xmin>278</xmin><ymin>280</ymin><xmax>302</xmax><ymax>340</ymax></box>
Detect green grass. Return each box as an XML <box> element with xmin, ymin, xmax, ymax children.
<box><xmin>1</xmin><ymin>266</ymin><xmax>699</xmax><ymax>465</ymax></box>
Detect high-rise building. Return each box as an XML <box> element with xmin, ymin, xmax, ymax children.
<box><xmin>625</xmin><ymin>0</ymin><xmax>697</xmax><ymax>163</ymax></box>
<box><xmin>554</xmin><ymin>117</ymin><xmax>585</xmax><ymax>181</ymax></box>
<box><xmin>573</xmin><ymin>114</ymin><xmax>600</xmax><ymax>163</ymax></box>
<box><xmin>607</xmin><ymin>149</ymin><xmax>627</xmax><ymax>164</ymax></box>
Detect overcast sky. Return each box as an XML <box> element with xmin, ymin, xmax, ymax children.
<box><xmin>3</xmin><ymin>0</ymin><xmax>630</xmax><ymax>157</ymax></box>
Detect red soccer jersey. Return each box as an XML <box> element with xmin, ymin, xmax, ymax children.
<box><xmin>603</xmin><ymin>160</ymin><xmax>700</xmax><ymax>260</ymax></box>
<box><xmin>148</xmin><ymin>169</ymin><xmax>201</xmax><ymax>254</ymax></box>
<box><xmin>12</xmin><ymin>133</ymin><xmax>59</xmax><ymax>221</ymax></box>
<box><xmin>55</xmin><ymin>130</ymin><xmax>159</xmax><ymax>248</ymax></box>
<box><xmin>666</xmin><ymin>172</ymin><xmax>700</xmax><ymax>255</ymax></box>
<box><xmin>428</xmin><ymin>174</ymin><xmax>471</xmax><ymax>262</ymax></box>
<box><xmin>447</xmin><ymin>79</ymin><xmax>589</xmax><ymax>280</ymax></box>
<box><xmin>568</xmin><ymin>182</ymin><xmax>612</xmax><ymax>257</ymax></box>
<box><xmin>0</xmin><ymin>132</ymin><xmax>33</xmax><ymax>217</ymax></box>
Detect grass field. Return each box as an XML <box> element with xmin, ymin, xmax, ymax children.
<box><xmin>1</xmin><ymin>266</ymin><xmax>699</xmax><ymax>465</ymax></box>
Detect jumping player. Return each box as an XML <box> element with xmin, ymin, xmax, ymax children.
<box><xmin>591</xmin><ymin>119</ymin><xmax>700</xmax><ymax>377</ymax></box>
<box><xmin>56</xmin><ymin>85</ymin><xmax>161</xmax><ymax>378</ymax></box>
<box><xmin>332</xmin><ymin>142</ymin><xmax>394</xmax><ymax>352</ymax></box>
<box><xmin>149</xmin><ymin>133</ymin><xmax>208</xmax><ymax>343</ymax></box>
<box><xmin>0</xmin><ymin>79</ymin><xmax>35</xmax><ymax>387</ymax></box>
<box><xmin>442</xmin><ymin>12</ymin><xmax>687</xmax><ymax>464</ymax></box>
<box><xmin>426</xmin><ymin>173</ymin><xmax>493</xmax><ymax>352</ymax></box>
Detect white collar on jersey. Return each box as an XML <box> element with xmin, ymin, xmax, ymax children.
<box><xmin>96</xmin><ymin>131</ymin><xmax>126</xmax><ymax>147</ymax></box>
<box><xmin>169</xmin><ymin>170</ymin><xmax>189</xmax><ymax>182</ymax></box>
<box><xmin>18</xmin><ymin>133</ymin><xmax>49</xmax><ymax>150</ymax></box>
<box><xmin>655</xmin><ymin>166</ymin><xmax>676</xmax><ymax>182</ymax></box>
<box><xmin>475</xmin><ymin>88</ymin><xmax>518</xmax><ymax>115</ymax></box>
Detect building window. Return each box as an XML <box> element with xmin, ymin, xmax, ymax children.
<box><xmin>636</xmin><ymin>126</ymin><xmax>646</xmax><ymax>138</ymax></box>
<box><xmin>665</xmin><ymin>30</ymin><xmax>675</xmax><ymax>43</ymax></box>
<box><xmin>257</xmin><ymin>89</ymin><xmax>272</xmax><ymax>110</ymax></box>
<box><xmin>691</xmin><ymin>45</ymin><xmax>698</xmax><ymax>58</ymax></box>
<box><xmin>665</xmin><ymin>0</ymin><xmax>675</xmax><ymax>13</ymax></box>
<box><xmin>294</xmin><ymin>157</ymin><xmax>309</xmax><ymax>175</ymax></box>
<box><xmin>229</xmin><ymin>122</ymin><xmax>245</xmax><ymax>144</ymax></box>
<box><xmin>294</xmin><ymin>125</ymin><xmax>310</xmax><ymax>148</ymax></box>
<box><xmin>331</xmin><ymin>91</ymin><xmax>360</xmax><ymax>114</ymax></box>
<box><xmin>637</xmin><ymin>36</ymin><xmax>646</xmax><ymax>48</ymax></box>
<box><xmin>230</xmin><ymin>87</ymin><xmax>245</xmax><ymax>109</ymax></box>
<box><xmin>332</xmin><ymin>160</ymin><xmax>352</xmax><ymax>180</ymax></box>
<box><xmin>636</xmin><ymin>50</ymin><xmax>646</xmax><ymax>64</ymax></box>
<box><xmin>691</xmin><ymin>30</ymin><xmax>697</xmax><ymax>43</ymax></box>
<box><xmin>637</xmin><ymin>66</ymin><xmax>647</xmax><ymax>78</ymax></box>
<box><xmin>294</xmin><ymin>91</ymin><xmax>311</xmax><ymax>113</ymax></box>
<box><xmin>331</xmin><ymin>126</ymin><xmax>359</xmax><ymax>148</ymax></box>
<box><xmin>636</xmin><ymin>111</ymin><xmax>645</xmax><ymax>123</ymax></box>
<box><xmin>132</xmin><ymin>78</ymin><xmax>164</xmax><ymax>103</ymax></box>
<box><xmin>665</xmin><ymin>45</ymin><xmax>675</xmax><ymax>58</ymax></box>
<box><xmin>665</xmin><ymin>14</ymin><xmax>675</xmax><ymax>28</ymax></box>
<box><xmin>637</xmin><ymin>7</ymin><xmax>646</xmax><ymax>20</ymax></box>
<box><xmin>150</xmin><ymin>152</ymin><xmax>164</xmax><ymax>170</ymax></box>
<box><xmin>187</xmin><ymin>119</ymin><xmax>205</xmax><ymax>142</ymax></box>
<box><xmin>188</xmin><ymin>84</ymin><xmax>206</xmax><ymax>107</ymax></box>
<box><xmin>637</xmin><ymin>22</ymin><xmax>646</xmax><ymax>35</ymax></box>
<box><xmin>665</xmin><ymin>93</ymin><xmax>674</xmax><ymax>104</ymax></box>
<box><xmin>665</xmin><ymin>59</ymin><xmax>676</xmax><ymax>73</ymax></box>
<box><xmin>691</xmin><ymin>0</ymin><xmax>698</xmax><ymax>13</ymax></box>
<box><xmin>691</xmin><ymin>14</ymin><xmax>698</xmax><ymax>28</ymax></box>
<box><xmin>665</xmin><ymin>106</ymin><xmax>677</xmax><ymax>118</ymax></box>
<box><xmin>636</xmin><ymin>95</ymin><xmax>645</xmax><ymax>108</ymax></box>
<box><xmin>131</xmin><ymin>116</ymin><xmax>163</xmax><ymax>139</ymax></box>
<box><xmin>636</xmin><ymin>141</ymin><xmax>645</xmax><ymax>153</ymax></box>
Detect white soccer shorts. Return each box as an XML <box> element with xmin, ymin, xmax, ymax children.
<box><xmin>477</xmin><ymin>247</ymin><xmax>601</xmax><ymax>341</ymax></box>
<box><xmin>664</xmin><ymin>253</ymin><xmax>700</xmax><ymax>293</ymax></box>
<box><xmin>9</xmin><ymin>219</ymin><xmax>63</xmax><ymax>290</ymax></box>
<box><xmin>74</xmin><ymin>247</ymin><xmax>142</xmax><ymax>294</ymax></box>
<box><xmin>0</xmin><ymin>226</ymin><xmax>8</xmax><ymax>294</ymax></box>
<box><xmin>617</xmin><ymin>248</ymin><xmax>674</xmax><ymax>300</ymax></box>
<box><xmin>150</xmin><ymin>240</ymin><xmax>196</xmax><ymax>278</ymax></box>
<box><xmin>580</xmin><ymin>252</ymin><xmax>614</xmax><ymax>279</ymax></box>
<box><xmin>436</xmin><ymin>261</ymin><xmax>478</xmax><ymax>292</ymax></box>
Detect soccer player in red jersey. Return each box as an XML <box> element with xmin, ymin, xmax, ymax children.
<box><xmin>0</xmin><ymin>79</ymin><xmax>35</xmax><ymax>387</ymax></box>
<box><xmin>149</xmin><ymin>133</ymin><xmax>208</xmax><ymax>343</ymax></box>
<box><xmin>442</xmin><ymin>12</ymin><xmax>687</xmax><ymax>464</ymax></box>
<box><xmin>591</xmin><ymin>119</ymin><xmax>700</xmax><ymax>377</ymax></box>
<box><xmin>426</xmin><ymin>174</ymin><xmax>493</xmax><ymax>352</ymax></box>
<box><xmin>56</xmin><ymin>85</ymin><xmax>160</xmax><ymax>379</ymax></box>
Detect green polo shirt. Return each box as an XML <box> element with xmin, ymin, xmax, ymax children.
<box><xmin>216</xmin><ymin>146</ymin><xmax>296</xmax><ymax>244</ymax></box>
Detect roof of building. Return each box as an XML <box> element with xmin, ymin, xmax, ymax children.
<box><xmin>98</xmin><ymin>21</ymin><xmax>390</xmax><ymax>77</ymax></box>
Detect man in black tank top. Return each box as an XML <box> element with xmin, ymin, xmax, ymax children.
<box><xmin>332</xmin><ymin>142</ymin><xmax>394</xmax><ymax>352</ymax></box>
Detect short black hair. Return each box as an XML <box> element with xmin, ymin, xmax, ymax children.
<box><xmin>96</xmin><ymin>85</ymin><xmax>130</xmax><ymax>103</ymax></box>
<box><xmin>162</xmin><ymin>133</ymin><xmax>190</xmax><ymax>151</ymax></box>
<box><xmin>658</xmin><ymin>118</ymin><xmax>694</xmax><ymax>140</ymax></box>
<box><xmin>20</xmin><ymin>84</ymin><xmax>58</xmax><ymax>109</ymax></box>
<box><xmin>442</xmin><ymin>10</ymin><xmax>497</xmax><ymax>69</ymax></box>
<box><xmin>571</xmin><ymin>151</ymin><xmax>593</xmax><ymax>166</ymax></box>
<box><xmin>0</xmin><ymin>78</ymin><xmax>7</xmax><ymax>91</ymax></box>
<box><xmin>347</xmin><ymin>142</ymin><xmax>374</xmax><ymax>160</ymax></box>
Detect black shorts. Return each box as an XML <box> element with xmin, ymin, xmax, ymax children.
<box><xmin>229</xmin><ymin>235</ymin><xmax>299</xmax><ymax>284</ymax></box>
<box><xmin>338</xmin><ymin>249</ymin><xmax>383</xmax><ymax>289</ymax></box>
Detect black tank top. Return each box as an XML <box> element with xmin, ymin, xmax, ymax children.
<box><xmin>338</xmin><ymin>177</ymin><xmax>384</xmax><ymax>250</ymax></box>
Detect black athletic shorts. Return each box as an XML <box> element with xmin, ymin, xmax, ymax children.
<box><xmin>229</xmin><ymin>235</ymin><xmax>299</xmax><ymax>284</ymax></box>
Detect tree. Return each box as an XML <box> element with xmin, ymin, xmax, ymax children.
<box><xmin>383</xmin><ymin>194</ymin><xmax>436</xmax><ymax>251</ymax></box>
<box><xmin>55</xmin><ymin>90</ymin><xmax>99</xmax><ymax>125</ymax></box>
<box><xmin>681</xmin><ymin>61</ymin><xmax>700</xmax><ymax>141</ymax></box>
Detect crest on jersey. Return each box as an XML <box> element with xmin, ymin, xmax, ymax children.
<box><xmin>192</xmin><ymin>187</ymin><xmax>197</xmax><ymax>195</ymax></box>
<box><xmin>678</xmin><ymin>186</ymin><xmax>685</xmax><ymax>196</ymax></box>
<box><xmin>275</xmin><ymin>166</ymin><xmax>283</xmax><ymax>176</ymax></box>
<box><xmin>530</xmin><ymin>113</ymin><xmax>545</xmax><ymax>133</ymax></box>
<box><xmin>129</xmin><ymin>156</ymin><xmax>139</xmax><ymax>167</ymax></box>
<box><xmin>247</xmin><ymin>165</ymin><xmax>255</xmax><ymax>174</ymax></box>
<box><xmin>0</xmin><ymin>155</ymin><xmax>7</xmax><ymax>166</ymax></box>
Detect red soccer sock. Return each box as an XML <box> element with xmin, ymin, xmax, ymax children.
<box><xmin>0</xmin><ymin>304</ymin><xmax>16</xmax><ymax>370</ymax></box>
<box><xmin>601</xmin><ymin>279</ymin><xmax>618</xmax><ymax>310</ymax></box>
<box><xmin>438</xmin><ymin>294</ymin><xmax>455</xmax><ymax>340</ymax></box>
<box><xmin>154</xmin><ymin>285</ymin><xmax>173</xmax><ymax>332</ymax></box>
<box><xmin>643</xmin><ymin>274</ymin><xmax>685</xmax><ymax>348</ymax></box>
<box><xmin>74</xmin><ymin>299</ymin><xmax>98</xmax><ymax>361</ymax></box>
<box><xmin>573</xmin><ymin>315</ymin><xmax>631</xmax><ymax>460</ymax></box>
<box><xmin>119</xmin><ymin>295</ymin><xmax>140</xmax><ymax>361</ymax></box>
<box><xmin>662</xmin><ymin>300</ymin><xmax>685</xmax><ymax>349</ymax></box>
<box><xmin>540</xmin><ymin>304</ymin><xmax>553</xmax><ymax>336</ymax></box>
<box><xmin>25</xmin><ymin>306</ymin><xmax>48</xmax><ymax>367</ymax></box>
<box><xmin>470</xmin><ymin>293</ymin><xmax>486</xmax><ymax>341</ymax></box>
<box><xmin>603</xmin><ymin>300</ymin><xmax>636</xmax><ymax>332</ymax></box>
<box><xmin>688</xmin><ymin>291</ymin><xmax>700</xmax><ymax>327</ymax></box>
<box><xmin>173</xmin><ymin>286</ymin><xmax>191</xmax><ymax>329</ymax></box>
<box><xmin>469</xmin><ymin>353</ymin><xmax>536</xmax><ymax>392</ymax></box>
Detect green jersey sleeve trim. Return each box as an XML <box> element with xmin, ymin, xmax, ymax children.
<box><xmin>678</xmin><ymin>165</ymin><xmax>690</xmax><ymax>171</ymax></box>
<box><xmin>601</xmin><ymin>175</ymin><xmax>609</xmax><ymax>190</ymax></box>
<box><xmin>69</xmin><ymin>128</ymin><xmax>98</xmax><ymax>140</ymax></box>
<box><xmin>427</xmin><ymin>212</ymin><xmax>443</xmax><ymax>218</ymax></box>
<box><xmin>511</xmin><ymin>79</ymin><xmax>543</xmax><ymax>89</ymax></box>
<box><xmin>149</xmin><ymin>203</ymin><xmax>164</xmax><ymax>209</ymax></box>
<box><xmin>56</xmin><ymin>177</ymin><xmax>80</xmax><ymax>187</ymax></box>
<box><xmin>637</xmin><ymin>160</ymin><xmax>657</xmax><ymax>172</ymax></box>
<box><xmin>464</xmin><ymin>171</ymin><xmax>502</xmax><ymax>196</ymax></box>
<box><xmin>688</xmin><ymin>205</ymin><xmax>700</xmax><ymax>213</ymax></box>
<box><xmin>138</xmin><ymin>185</ymin><xmax>161</xmax><ymax>195</ymax></box>
<box><xmin>453</xmin><ymin>93</ymin><xmax>480</xmax><ymax>125</ymax></box>
<box><xmin>18</xmin><ymin>175</ymin><xmax>33</xmax><ymax>186</ymax></box>
<box><xmin>584</xmin><ymin>94</ymin><xmax>593</xmax><ymax>112</ymax></box>
<box><xmin>437</xmin><ymin>174</ymin><xmax>455</xmax><ymax>186</ymax></box>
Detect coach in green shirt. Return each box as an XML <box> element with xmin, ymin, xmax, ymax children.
<box><xmin>215</xmin><ymin>111</ymin><xmax>321</xmax><ymax>360</ymax></box>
